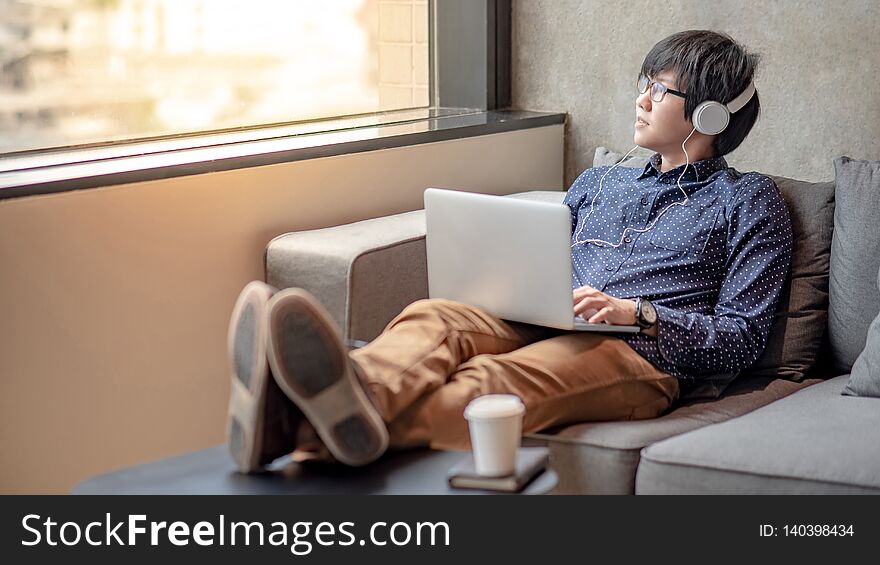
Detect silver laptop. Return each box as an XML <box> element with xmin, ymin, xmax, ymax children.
<box><xmin>423</xmin><ymin>188</ymin><xmax>640</xmax><ymax>333</ymax></box>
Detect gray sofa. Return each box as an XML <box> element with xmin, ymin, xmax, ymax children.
<box><xmin>264</xmin><ymin>149</ymin><xmax>880</xmax><ymax>494</ymax></box>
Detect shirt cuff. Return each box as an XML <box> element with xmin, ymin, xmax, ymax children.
<box><xmin>652</xmin><ymin>303</ymin><xmax>691</xmax><ymax>367</ymax></box>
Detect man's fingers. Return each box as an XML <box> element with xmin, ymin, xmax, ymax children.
<box><xmin>574</xmin><ymin>284</ymin><xmax>598</xmax><ymax>294</ymax></box>
<box><xmin>573</xmin><ymin>285</ymin><xmax>600</xmax><ymax>299</ymax></box>
<box><xmin>588</xmin><ymin>306</ymin><xmax>612</xmax><ymax>323</ymax></box>
<box><xmin>574</xmin><ymin>296</ymin><xmax>605</xmax><ymax>315</ymax></box>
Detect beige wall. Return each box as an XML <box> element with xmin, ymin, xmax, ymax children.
<box><xmin>0</xmin><ymin>125</ymin><xmax>564</xmax><ymax>493</ymax></box>
<box><xmin>512</xmin><ymin>0</ymin><xmax>880</xmax><ymax>185</ymax></box>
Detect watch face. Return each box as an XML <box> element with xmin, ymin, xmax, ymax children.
<box><xmin>643</xmin><ymin>301</ymin><xmax>658</xmax><ymax>324</ymax></box>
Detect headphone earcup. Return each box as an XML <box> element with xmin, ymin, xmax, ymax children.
<box><xmin>692</xmin><ymin>101</ymin><xmax>730</xmax><ymax>135</ymax></box>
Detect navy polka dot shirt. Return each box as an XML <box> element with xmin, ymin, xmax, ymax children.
<box><xmin>564</xmin><ymin>152</ymin><xmax>793</xmax><ymax>393</ymax></box>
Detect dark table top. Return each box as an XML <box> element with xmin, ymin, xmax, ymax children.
<box><xmin>72</xmin><ymin>445</ymin><xmax>557</xmax><ymax>495</ymax></box>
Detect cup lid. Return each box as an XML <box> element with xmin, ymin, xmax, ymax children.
<box><xmin>464</xmin><ymin>394</ymin><xmax>525</xmax><ymax>420</ymax></box>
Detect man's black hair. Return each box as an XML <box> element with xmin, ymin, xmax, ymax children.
<box><xmin>640</xmin><ymin>30</ymin><xmax>762</xmax><ymax>157</ymax></box>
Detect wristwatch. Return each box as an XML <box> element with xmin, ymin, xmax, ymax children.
<box><xmin>635</xmin><ymin>297</ymin><xmax>658</xmax><ymax>330</ymax></box>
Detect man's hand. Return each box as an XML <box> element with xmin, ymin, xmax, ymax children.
<box><xmin>573</xmin><ymin>284</ymin><xmax>638</xmax><ymax>326</ymax></box>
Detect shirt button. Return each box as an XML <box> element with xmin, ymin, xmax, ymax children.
<box><xmin>605</xmin><ymin>265</ymin><xmax>614</xmax><ymax>271</ymax></box>
<box><xmin>640</xmin><ymin>196</ymin><xmax>648</xmax><ymax>205</ymax></box>
<box><xmin>624</xmin><ymin>236</ymin><xmax>632</xmax><ymax>243</ymax></box>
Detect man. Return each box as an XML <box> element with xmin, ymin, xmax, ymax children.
<box><xmin>226</xmin><ymin>29</ymin><xmax>793</xmax><ymax>472</ymax></box>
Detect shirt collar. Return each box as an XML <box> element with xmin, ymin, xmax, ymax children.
<box><xmin>637</xmin><ymin>152</ymin><xmax>728</xmax><ymax>183</ymax></box>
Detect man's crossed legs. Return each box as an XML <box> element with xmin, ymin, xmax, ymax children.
<box><xmin>226</xmin><ymin>281</ymin><xmax>679</xmax><ymax>473</ymax></box>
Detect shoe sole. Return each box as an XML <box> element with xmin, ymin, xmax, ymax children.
<box><xmin>266</xmin><ymin>289</ymin><xmax>389</xmax><ymax>467</ymax></box>
<box><xmin>226</xmin><ymin>281</ymin><xmax>275</xmax><ymax>473</ymax></box>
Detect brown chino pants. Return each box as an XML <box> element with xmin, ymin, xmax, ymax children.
<box><xmin>349</xmin><ymin>298</ymin><xmax>679</xmax><ymax>451</ymax></box>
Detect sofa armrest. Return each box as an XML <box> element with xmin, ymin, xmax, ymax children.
<box><xmin>266</xmin><ymin>209</ymin><xmax>428</xmax><ymax>343</ymax></box>
<box><xmin>265</xmin><ymin>190</ymin><xmax>565</xmax><ymax>344</ymax></box>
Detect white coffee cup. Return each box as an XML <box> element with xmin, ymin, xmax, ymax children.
<box><xmin>463</xmin><ymin>394</ymin><xmax>525</xmax><ymax>477</ymax></box>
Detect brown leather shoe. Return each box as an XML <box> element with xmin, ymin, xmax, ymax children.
<box><xmin>226</xmin><ymin>281</ymin><xmax>303</xmax><ymax>473</ymax></box>
<box><xmin>266</xmin><ymin>288</ymin><xmax>389</xmax><ymax>467</ymax></box>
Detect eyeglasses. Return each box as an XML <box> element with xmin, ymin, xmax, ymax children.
<box><xmin>637</xmin><ymin>73</ymin><xmax>687</xmax><ymax>102</ymax></box>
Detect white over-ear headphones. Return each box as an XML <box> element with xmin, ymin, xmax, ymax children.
<box><xmin>691</xmin><ymin>81</ymin><xmax>756</xmax><ymax>135</ymax></box>
<box><xmin>571</xmin><ymin>77</ymin><xmax>757</xmax><ymax>251</ymax></box>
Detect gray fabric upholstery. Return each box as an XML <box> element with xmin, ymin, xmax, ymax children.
<box><xmin>592</xmin><ymin>146</ymin><xmax>835</xmax><ymax>382</ymax></box>
<box><xmin>828</xmin><ymin>156</ymin><xmax>880</xmax><ymax>373</ymax></box>
<box><xmin>525</xmin><ymin>375</ymin><xmax>820</xmax><ymax>494</ymax></box>
<box><xmin>265</xmin><ymin>191</ymin><xmax>565</xmax><ymax>343</ymax></box>
<box><xmin>592</xmin><ymin>146</ymin><xmax>653</xmax><ymax>168</ymax></box>
<box><xmin>843</xmin><ymin>263</ymin><xmax>880</xmax><ymax>397</ymax></box>
<box><xmin>742</xmin><ymin>175</ymin><xmax>835</xmax><ymax>381</ymax></box>
<box><xmin>636</xmin><ymin>376</ymin><xmax>880</xmax><ymax>494</ymax></box>
<box><xmin>265</xmin><ymin>210</ymin><xmax>428</xmax><ymax>343</ymax></box>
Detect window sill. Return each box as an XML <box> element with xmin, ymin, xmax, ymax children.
<box><xmin>0</xmin><ymin>108</ymin><xmax>565</xmax><ymax>201</ymax></box>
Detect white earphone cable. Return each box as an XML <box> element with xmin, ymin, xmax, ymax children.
<box><xmin>571</xmin><ymin>127</ymin><xmax>699</xmax><ymax>249</ymax></box>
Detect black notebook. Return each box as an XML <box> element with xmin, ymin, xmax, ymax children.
<box><xmin>447</xmin><ymin>447</ymin><xmax>549</xmax><ymax>492</ymax></box>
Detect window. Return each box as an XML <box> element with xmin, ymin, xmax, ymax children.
<box><xmin>0</xmin><ymin>0</ymin><xmax>430</xmax><ymax>154</ymax></box>
<box><xmin>0</xmin><ymin>0</ymin><xmax>523</xmax><ymax>199</ymax></box>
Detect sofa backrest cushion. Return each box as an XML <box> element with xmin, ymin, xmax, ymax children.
<box><xmin>828</xmin><ymin>156</ymin><xmax>880</xmax><ymax>374</ymax></box>
<box><xmin>843</xmin><ymin>263</ymin><xmax>880</xmax><ymax>397</ymax></box>
<box><xmin>593</xmin><ymin>146</ymin><xmax>655</xmax><ymax>169</ymax></box>
<box><xmin>744</xmin><ymin>175</ymin><xmax>834</xmax><ymax>380</ymax></box>
<box><xmin>592</xmin><ymin>146</ymin><xmax>833</xmax><ymax>381</ymax></box>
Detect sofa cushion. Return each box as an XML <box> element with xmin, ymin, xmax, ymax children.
<box><xmin>843</xmin><ymin>263</ymin><xmax>880</xmax><ymax>397</ymax></box>
<box><xmin>592</xmin><ymin>146</ymin><xmax>834</xmax><ymax>382</ymax></box>
<box><xmin>636</xmin><ymin>376</ymin><xmax>880</xmax><ymax>494</ymax></box>
<box><xmin>741</xmin><ymin>175</ymin><xmax>834</xmax><ymax>381</ymax></box>
<box><xmin>828</xmin><ymin>156</ymin><xmax>880</xmax><ymax>373</ymax></box>
<box><xmin>592</xmin><ymin>146</ymin><xmax>654</xmax><ymax>168</ymax></box>
<box><xmin>525</xmin><ymin>375</ymin><xmax>820</xmax><ymax>494</ymax></box>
